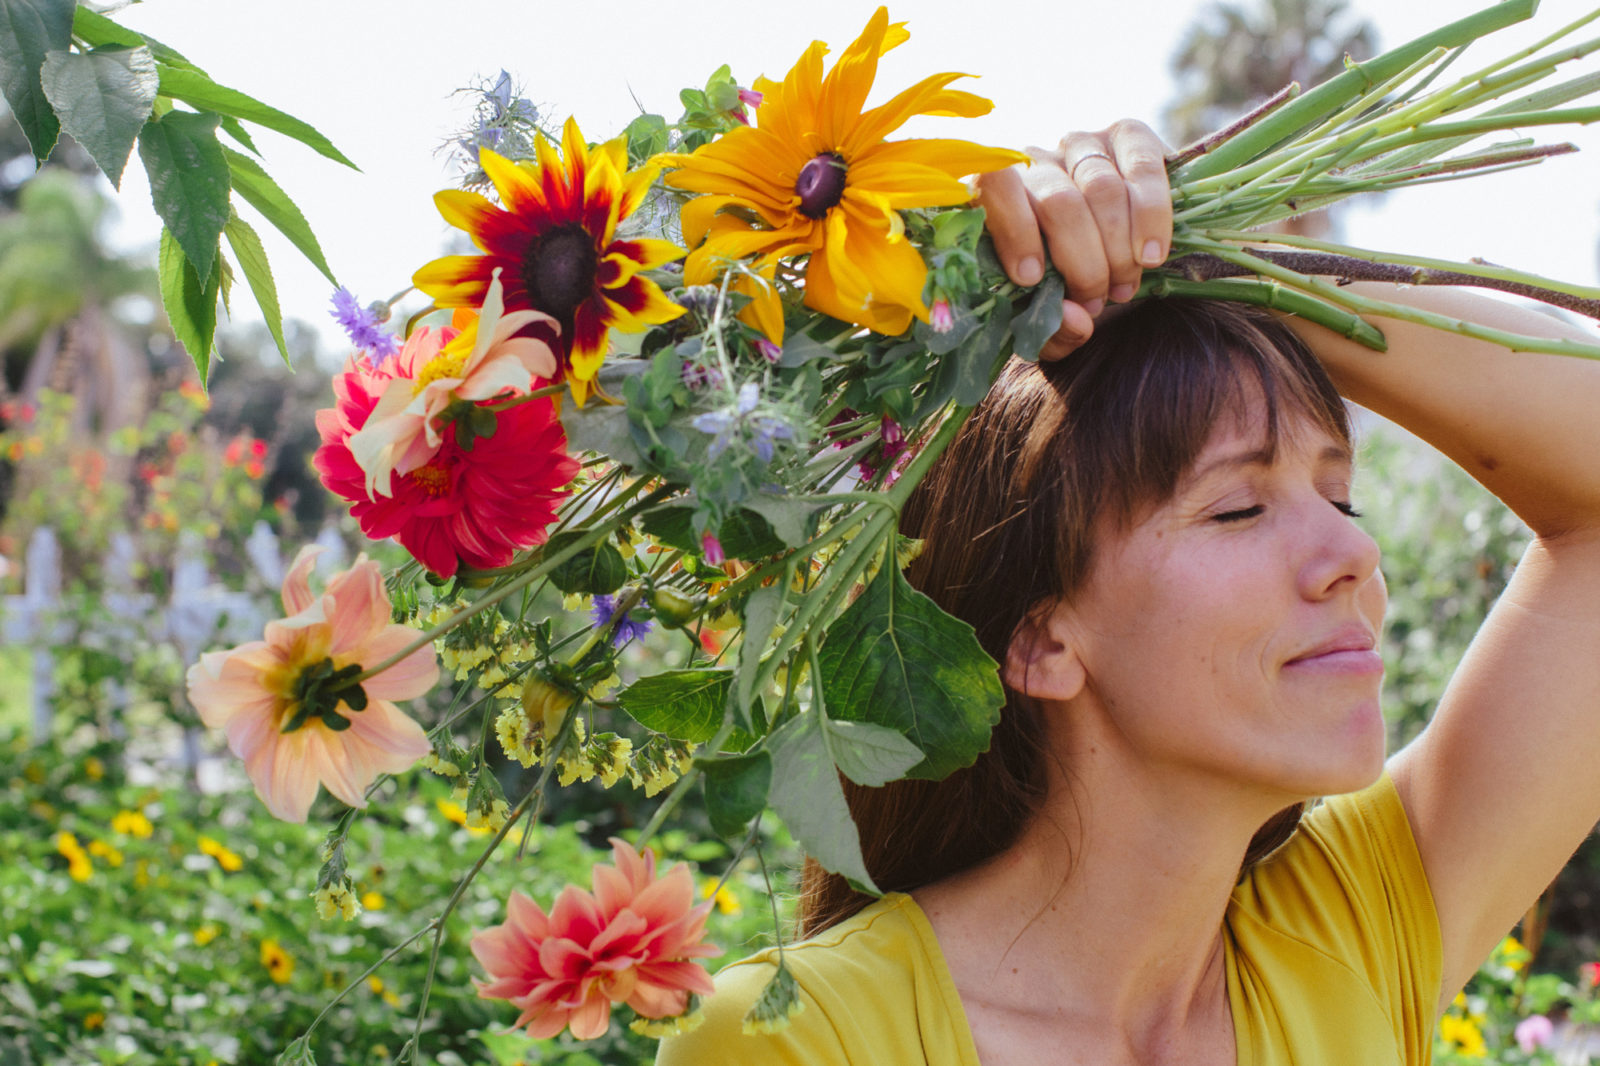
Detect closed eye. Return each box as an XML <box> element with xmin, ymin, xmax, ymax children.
<box><xmin>1212</xmin><ymin>506</ymin><xmax>1264</xmax><ymax>523</ymax></box>
<box><xmin>1333</xmin><ymin>500</ymin><xmax>1363</xmax><ymax>518</ymax></box>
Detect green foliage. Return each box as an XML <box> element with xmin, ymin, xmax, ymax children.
<box><xmin>1432</xmin><ymin>934</ymin><xmax>1600</xmax><ymax>1063</ymax></box>
<box><xmin>767</xmin><ymin>711</ymin><xmax>876</xmax><ymax>892</ymax></box>
<box><xmin>0</xmin><ymin>738</ymin><xmax>784</xmax><ymax>1065</ymax></box>
<box><xmin>818</xmin><ymin>555</ymin><xmax>1004</xmax><ymax>781</ymax></box>
<box><xmin>6</xmin><ymin>2</ymin><xmax>349</xmax><ymax>379</ymax></box>
<box><xmin>617</xmin><ymin>669</ymin><xmax>733</xmax><ymax>743</ymax></box>
<box><xmin>545</xmin><ymin>531</ymin><xmax>629</xmax><ymax>596</ymax></box>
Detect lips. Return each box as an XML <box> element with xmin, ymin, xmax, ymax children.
<box><xmin>1285</xmin><ymin>627</ymin><xmax>1383</xmax><ymax>674</ymax></box>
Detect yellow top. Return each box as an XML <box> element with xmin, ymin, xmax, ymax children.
<box><xmin>658</xmin><ymin>771</ymin><xmax>1442</xmax><ymax>1065</ymax></box>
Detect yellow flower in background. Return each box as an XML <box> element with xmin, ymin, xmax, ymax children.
<box><xmin>260</xmin><ymin>938</ymin><xmax>294</xmax><ymax>985</ymax></box>
<box><xmin>702</xmin><ymin>878</ymin><xmax>743</xmax><ymax>916</ymax></box>
<box><xmin>111</xmin><ymin>809</ymin><xmax>154</xmax><ymax>839</ymax></box>
<box><xmin>194</xmin><ymin>924</ymin><xmax>220</xmax><ymax>947</ymax></box>
<box><xmin>1439</xmin><ymin>1012</ymin><xmax>1488</xmax><ymax>1057</ymax></box>
<box><xmin>1496</xmin><ymin>934</ymin><xmax>1530</xmax><ymax>973</ymax></box>
<box><xmin>197</xmin><ymin>836</ymin><xmax>244</xmax><ymax>873</ymax></box>
<box><xmin>87</xmin><ymin>839</ymin><xmax>123</xmax><ymax>868</ymax></box>
<box><xmin>55</xmin><ymin>831</ymin><xmax>92</xmax><ymax>882</ymax></box>
<box><xmin>361</xmin><ymin>891</ymin><xmax>385</xmax><ymax>911</ymax></box>
<box><xmin>83</xmin><ymin>1011</ymin><xmax>105</xmax><ymax>1031</ymax></box>
<box><xmin>83</xmin><ymin>756</ymin><xmax>105</xmax><ymax>781</ymax></box>
<box><xmin>656</xmin><ymin>7</ymin><xmax>1026</xmax><ymax>341</ymax></box>
<box><xmin>413</xmin><ymin>118</ymin><xmax>686</xmax><ymax>406</ymax></box>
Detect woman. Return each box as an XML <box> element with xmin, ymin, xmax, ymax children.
<box><xmin>658</xmin><ymin>122</ymin><xmax>1600</xmax><ymax>1064</ymax></box>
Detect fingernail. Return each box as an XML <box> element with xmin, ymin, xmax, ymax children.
<box><xmin>1140</xmin><ymin>240</ymin><xmax>1163</xmax><ymax>267</ymax></box>
<box><xmin>1082</xmin><ymin>298</ymin><xmax>1105</xmax><ymax>318</ymax></box>
<box><xmin>1109</xmin><ymin>283</ymin><xmax>1135</xmax><ymax>303</ymax></box>
<box><xmin>1017</xmin><ymin>257</ymin><xmax>1043</xmax><ymax>285</ymax></box>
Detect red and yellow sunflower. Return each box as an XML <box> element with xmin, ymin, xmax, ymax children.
<box><xmin>413</xmin><ymin>118</ymin><xmax>685</xmax><ymax>405</ymax></box>
<box><xmin>655</xmin><ymin>7</ymin><xmax>1028</xmax><ymax>341</ymax></box>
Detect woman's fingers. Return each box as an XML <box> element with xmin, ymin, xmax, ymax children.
<box><xmin>1107</xmin><ymin>119</ymin><xmax>1173</xmax><ymax>273</ymax></box>
<box><xmin>974</xmin><ymin>165</ymin><xmax>1047</xmax><ymax>286</ymax></box>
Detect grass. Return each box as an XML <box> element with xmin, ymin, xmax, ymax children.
<box><xmin>0</xmin><ymin>646</ymin><xmax>30</xmax><ymax>736</ymax></box>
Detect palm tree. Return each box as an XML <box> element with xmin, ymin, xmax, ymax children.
<box><xmin>1165</xmin><ymin>0</ymin><xmax>1378</xmax><ymax>237</ymax></box>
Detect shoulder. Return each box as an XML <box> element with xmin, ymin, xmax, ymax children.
<box><xmin>656</xmin><ymin>893</ymin><xmax>943</xmax><ymax>1066</ymax></box>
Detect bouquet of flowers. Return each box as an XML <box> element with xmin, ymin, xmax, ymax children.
<box><xmin>23</xmin><ymin>0</ymin><xmax>1600</xmax><ymax>1057</ymax></box>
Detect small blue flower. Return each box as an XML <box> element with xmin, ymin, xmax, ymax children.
<box><xmin>329</xmin><ymin>288</ymin><xmax>398</xmax><ymax>360</ymax></box>
<box><xmin>591</xmin><ymin>594</ymin><xmax>652</xmax><ymax>647</ymax></box>
<box><xmin>691</xmin><ymin>382</ymin><xmax>796</xmax><ymax>462</ymax></box>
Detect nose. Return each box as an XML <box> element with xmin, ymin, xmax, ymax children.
<box><xmin>1297</xmin><ymin>500</ymin><xmax>1382</xmax><ymax>601</ymax></box>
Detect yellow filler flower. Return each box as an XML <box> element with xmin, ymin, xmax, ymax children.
<box><xmin>413</xmin><ymin>118</ymin><xmax>686</xmax><ymax>405</ymax></box>
<box><xmin>657</xmin><ymin>7</ymin><xmax>1027</xmax><ymax>341</ymax></box>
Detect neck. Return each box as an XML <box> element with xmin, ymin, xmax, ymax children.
<box><xmin>914</xmin><ymin>711</ymin><xmax>1294</xmax><ymax>1056</ymax></box>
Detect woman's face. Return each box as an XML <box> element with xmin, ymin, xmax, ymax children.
<box><xmin>1062</xmin><ymin>397</ymin><xmax>1388</xmax><ymax>802</ymax></box>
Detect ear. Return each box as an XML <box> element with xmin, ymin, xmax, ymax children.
<box><xmin>1002</xmin><ymin>600</ymin><xmax>1087</xmax><ymax>701</ymax></box>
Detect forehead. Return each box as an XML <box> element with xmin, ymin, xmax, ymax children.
<box><xmin>1183</xmin><ymin>399</ymin><xmax>1354</xmax><ymax>485</ymax></box>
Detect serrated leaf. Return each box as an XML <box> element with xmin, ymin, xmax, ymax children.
<box><xmin>562</xmin><ymin>399</ymin><xmax>649</xmax><ymax>468</ymax></box>
<box><xmin>699</xmin><ymin>751</ymin><xmax>771</xmax><ymax>838</ymax></box>
<box><xmin>69</xmin><ymin>5</ymin><xmax>143</xmax><ymax>48</ymax></box>
<box><xmin>818</xmin><ymin>561</ymin><xmax>1003</xmax><ymax>780</ymax></box>
<box><xmin>618</xmin><ymin>669</ymin><xmax>732</xmax><ymax>742</ymax></box>
<box><xmin>824</xmin><ymin>718</ymin><xmax>923</xmax><ymax>787</ymax></box>
<box><xmin>768</xmin><ymin>714</ymin><xmax>876</xmax><ymax>892</ymax></box>
<box><xmin>156</xmin><ymin>63</ymin><xmax>356</xmax><ymax>169</ymax></box>
<box><xmin>159</xmin><ymin>226</ymin><xmax>219</xmax><ymax>383</ymax></box>
<box><xmin>544</xmin><ymin>531</ymin><xmax>627</xmax><ymax>595</ymax></box>
<box><xmin>220</xmin><ymin>114</ymin><xmax>258</xmax><ymax>155</ymax></box>
<box><xmin>138</xmin><ymin>109</ymin><xmax>229</xmax><ymax>285</ymax></box>
<box><xmin>39</xmin><ymin>47</ymin><xmax>156</xmax><ymax>188</ymax></box>
<box><xmin>222</xmin><ymin>146</ymin><xmax>336</xmax><ymax>284</ymax></box>
<box><xmin>1010</xmin><ymin>275</ymin><xmax>1065</xmax><ymax>363</ymax></box>
<box><xmin>223</xmin><ymin>213</ymin><xmax>288</xmax><ymax>366</ymax></box>
<box><xmin>0</xmin><ymin>0</ymin><xmax>74</xmax><ymax>163</ymax></box>
<box><xmin>734</xmin><ymin>583</ymin><xmax>782</xmax><ymax>729</ymax></box>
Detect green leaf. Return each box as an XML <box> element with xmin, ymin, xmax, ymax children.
<box><xmin>562</xmin><ymin>399</ymin><xmax>649</xmax><ymax>468</ymax></box>
<box><xmin>155</xmin><ymin>63</ymin><xmax>357</xmax><ymax>169</ymax></box>
<box><xmin>913</xmin><ymin>301</ymin><xmax>982</xmax><ymax>355</ymax></box>
<box><xmin>775</xmin><ymin>329</ymin><xmax>835</xmax><ymax>368</ymax></box>
<box><xmin>223</xmin><ymin>212</ymin><xmax>288</xmax><ymax>366</ymax></box>
<box><xmin>740</xmin><ymin>493</ymin><xmax>822</xmax><ymax>549</ymax></box>
<box><xmin>0</xmin><ymin>0</ymin><xmax>74</xmax><ymax>163</ymax></box>
<box><xmin>639</xmin><ymin>504</ymin><xmax>787</xmax><ymax>560</ymax></box>
<box><xmin>222</xmin><ymin>146</ymin><xmax>336</xmax><ymax>285</ymax></box>
<box><xmin>1010</xmin><ymin>275</ymin><xmax>1065</xmax><ymax>363</ymax></box>
<box><xmin>159</xmin><ymin>226</ymin><xmax>220</xmax><ymax>383</ymax></box>
<box><xmin>138</xmin><ymin>109</ymin><xmax>229</xmax><ymax>285</ymax></box>
<box><xmin>544</xmin><ymin>531</ymin><xmax>627</xmax><ymax>595</ymax></box>
<box><xmin>734</xmin><ymin>583</ymin><xmax>782</xmax><ymax>729</ymax></box>
<box><xmin>699</xmin><ymin>751</ymin><xmax>772</xmax><ymax>838</ymax></box>
<box><xmin>624</xmin><ymin>112</ymin><xmax>669</xmax><ymax>167</ymax></box>
<box><xmin>70</xmin><ymin>5</ymin><xmax>143</xmax><ymax>49</ymax></box>
<box><xmin>220</xmin><ymin>115</ymin><xmax>259</xmax><ymax>155</ymax></box>
<box><xmin>617</xmin><ymin>669</ymin><xmax>732</xmax><ymax>742</ymax></box>
<box><xmin>818</xmin><ymin>560</ymin><xmax>1003</xmax><ymax>780</ymax></box>
<box><xmin>39</xmin><ymin>46</ymin><xmax>157</xmax><ymax>189</ymax></box>
<box><xmin>768</xmin><ymin>714</ymin><xmax>877</xmax><ymax>893</ymax></box>
<box><xmin>824</xmin><ymin>718</ymin><xmax>923</xmax><ymax>787</ymax></box>
<box><xmin>950</xmin><ymin>303</ymin><xmax>1012</xmax><ymax>405</ymax></box>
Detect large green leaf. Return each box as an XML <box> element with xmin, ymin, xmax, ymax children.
<box><xmin>159</xmin><ymin>226</ymin><xmax>219</xmax><ymax>382</ymax></box>
<box><xmin>734</xmin><ymin>583</ymin><xmax>782</xmax><ymax>728</ymax></box>
<box><xmin>616</xmin><ymin>669</ymin><xmax>730</xmax><ymax>743</ymax></box>
<box><xmin>156</xmin><ymin>64</ymin><xmax>356</xmax><ymax>169</ymax></box>
<box><xmin>0</xmin><ymin>0</ymin><xmax>73</xmax><ymax>163</ymax></box>
<box><xmin>40</xmin><ymin>47</ymin><xmax>157</xmax><ymax>189</ymax></box>
<box><xmin>223</xmin><ymin>213</ymin><xmax>288</xmax><ymax>366</ymax></box>
<box><xmin>824</xmin><ymin>718</ymin><xmax>923</xmax><ymax>788</ymax></box>
<box><xmin>562</xmin><ymin>399</ymin><xmax>650</xmax><ymax>469</ymax></box>
<box><xmin>138</xmin><ymin>109</ymin><xmax>229</xmax><ymax>285</ymax></box>
<box><xmin>768</xmin><ymin>714</ymin><xmax>876</xmax><ymax>893</ymax></box>
<box><xmin>638</xmin><ymin>504</ymin><xmax>787</xmax><ymax>560</ymax></box>
<box><xmin>818</xmin><ymin>560</ymin><xmax>1003</xmax><ymax>780</ymax></box>
<box><xmin>1010</xmin><ymin>275</ymin><xmax>1065</xmax><ymax>363</ymax></box>
<box><xmin>222</xmin><ymin>147</ymin><xmax>336</xmax><ymax>284</ymax></box>
<box><xmin>69</xmin><ymin>5</ymin><xmax>142</xmax><ymax>48</ymax></box>
<box><xmin>741</xmin><ymin>493</ymin><xmax>823</xmax><ymax>549</ymax></box>
<box><xmin>699</xmin><ymin>751</ymin><xmax>771</xmax><ymax>838</ymax></box>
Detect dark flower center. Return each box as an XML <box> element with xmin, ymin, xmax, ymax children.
<box><xmin>281</xmin><ymin>657</ymin><xmax>368</xmax><ymax>733</ymax></box>
<box><xmin>795</xmin><ymin>153</ymin><xmax>847</xmax><ymax>219</ymax></box>
<box><xmin>523</xmin><ymin>223</ymin><xmax>599</xmax><ymax>324</ymax></box>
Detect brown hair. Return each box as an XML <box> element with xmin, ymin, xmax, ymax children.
<box><xmin>799</xmin><ymin>297</ymin><xmax>1353</xmax><ymax>936</ymax></box>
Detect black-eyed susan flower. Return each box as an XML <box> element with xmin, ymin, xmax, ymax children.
<box><xmin>260</xmin><ymin>938</ymin><xmax>295</xmax><ymax>985</ymax></box>
<box><xmin>413</xmin><ymin>118</ymin><xmax>686</xmax><ymax>405</ymax></box>
<box><xmin>655</xmin><ymin>7</ymin><xmax>1028</xmax><ymax>341</ymax></box>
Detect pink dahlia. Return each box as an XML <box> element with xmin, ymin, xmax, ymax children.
<box><xmin>185</xmin><ymin>546</ymin><xmax>438</xmax><ymax>823</ymax></box>
<box><xmin>314</xmin><ymin>328</ymin><xmax>579</xmax><ymax>578</ymax></box>
<box><xmin>471</xmin><ymin>838</ymin><xmax>720</xmax><ymax>1039</ymax></box>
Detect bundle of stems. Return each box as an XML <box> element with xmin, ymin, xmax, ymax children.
<box><xmin>1155</xmin><ymin>0</ymin><xmax>1600</xmax><ymax>360</ymax></box>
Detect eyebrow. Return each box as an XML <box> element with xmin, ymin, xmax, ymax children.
<box><xmin>1185</xmin><ymin>442</ymin><xmax>1353</xmax><ymax>486</ymax></box>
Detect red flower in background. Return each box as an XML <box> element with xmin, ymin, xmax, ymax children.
<box><xmin>315</xmin><ymin>336</ymin><xmax>579</xmax><ymax>577</ymax></box>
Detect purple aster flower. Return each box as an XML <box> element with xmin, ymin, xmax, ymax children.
<box><xmin>592</xmin><ymin>594</ymin><xmax>653</xmax><ymax>647</ymax></box>
<box><xmin>329</xmin><ymin>288</ymin><xmax>399</xmax><ymax>360</ymax></box>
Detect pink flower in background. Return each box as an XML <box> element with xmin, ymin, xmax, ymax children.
<box><xmin>346</xmin><ymin>271</ymin><xmax>559</xmax><ymax>500</ymax></box>
<box><xmin>185</xmin><ymin>546</ymin><xmax>438</xmax><ymax>822</ymax></box>
<box><xmin>1515</xmin><ymin>1014</ymin><xmax>1555</xmax><ymax>1053</ymax></box>
<box><xmin>314</xmin><ymin>333</ymin><xmax>578</xmax><ymax>578</ymax></box>
<box><xmin>471</xmin><ymin>838</ymin><xmax>720</xmax><ymax>1039</ymax></box>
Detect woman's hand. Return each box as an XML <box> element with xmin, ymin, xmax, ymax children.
<box><xmin>975</xmin><ymin>120</ymin><xmax>1173</xmax><ymax>359</ymax></box>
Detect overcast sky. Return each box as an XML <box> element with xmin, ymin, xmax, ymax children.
<box><xmin>97</xmin><ymin>0</ymin><xmax>1600</xmax><ymax>359</ymax></box>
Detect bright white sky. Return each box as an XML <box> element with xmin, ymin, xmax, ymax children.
<box><xmin>100</xmin><ymin>0</ymin><xmax>1600</xmax><ymax>358</ymax></box>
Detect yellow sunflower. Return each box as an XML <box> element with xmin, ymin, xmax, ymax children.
<box><xmin>413</xmin><ymin>118</ymin><xmax>686</xmax><ymax>405</ymax></box>
<box><xmin>656</xmin><ymin>7</ymin><xmax>1027</xmax><ymax>340</ymax></box>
